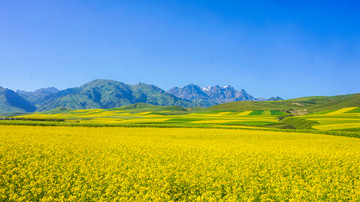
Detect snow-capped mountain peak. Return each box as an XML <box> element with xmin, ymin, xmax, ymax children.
<box><xmin>202</xmin><ymin>86</ymin><xmax>211</xmax><ymax>91</ymax></box>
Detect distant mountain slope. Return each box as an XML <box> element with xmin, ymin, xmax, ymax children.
<box><xmin>36</xmin><ymin>80</ymin><xmax>199</xmax><ymax>111</ymax></box>
<box><xmin>207</xmin><ymin>93</ymin><xmax>360</xmax><ymax>113</ymax></box>
<box><xmin>167</xmin><ymin>84</ymin><xmax>216</xmax><ymax>107</ymax></box>
<box><xmin>267</xmin><ymin>96</ymin><xmax>283</xmax><ymax>101</ymax></box>
<box><xmin>0</xmin><ymin>86</ymin><xmax>37</xmax><ymax>114</ymax></box>
<box><xmin>203</xmin><ymin>85</ymin><xmax>256</xmax><ymax>103</ymax></box>
<box><xmin>288</xmin><ymin>93</ymin><xmax>360</xmax><ymax>112</ymax></box>
<box><xmin>167</xmin><ymin>84</ymin><xmax>282</xmax><ymax>106</ymax></box>
<box><xmin>17</xmin><ymin>87</ymin><xmax>59</xmax><ymax>104</ymax></box>
<box><xmin>129</xmin><ymin>83</ymin><xmax>195</xmax><ymax>107</ymax></box>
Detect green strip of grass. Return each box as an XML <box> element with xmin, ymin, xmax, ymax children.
<box><xmin>335</xmin><ymin>128</ymin><xmax>360</xmax><ymax>132</ymax></box>
<box><xmin>249</xmin><ymin>110</ymin><xmax>264</xmax><ymax>115</ymax></box>
<box><xmin>222</xmin><ymin>121</ymin><xmax>279</xmax><ymax>126</ymax></box>
<box><xmin>270</xmin><ymin>110</ymin><xmax>286</xmax><ymax>115</ymax></box>
<box><xmin>282</xmin><ymin>117</ymin><xmax>318</xmax><ymax>129</ymax></box>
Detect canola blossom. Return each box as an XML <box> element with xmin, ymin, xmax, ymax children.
<box><xmin>1</xmin><ymin>125</ymin><xmax>360</xmax><ymax>201</ymax></box>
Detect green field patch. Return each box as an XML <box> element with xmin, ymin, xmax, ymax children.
<box><xmin>68</xmin><ymin>110</ymin><xmax>105</xmax><ymax>115</ymax></box>
<box><xmin>306</xmin><ymin>118</ymin><xmax>360</xmax><ymax>124</ymax></box>
<box><xmin>307</xmin><ymin>115</ymin><xmax>360</xmax><ymax>119</ymax></box>
<box><xmin>270</xmin><ymin>110</ymin><xmax>287</xmax><ymax>116</ymax></box>
<box><xmin>336</xmin><ymin>127</ymin><xmax>360</xmax><ymax>132</ymax></box>
<box><xmin>282</xmin><ymin>117</ymin><xmax>318</xmax><ymax>129</ymax></box>
<box><xmin>249</xmin><ymin>110</ymin><xmax>264</xmax><ymax>115</ymax></box>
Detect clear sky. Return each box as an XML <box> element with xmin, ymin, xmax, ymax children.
<box><xmin>0</xmin><ymin>0</ymin><xmax>359</xmax><ymax>99</ymax></box>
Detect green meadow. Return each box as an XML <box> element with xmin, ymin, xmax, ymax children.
<box><xmin>3</xmin><ymin>105</ymin><xmax>359</xmax><ymax>133</ymax></box>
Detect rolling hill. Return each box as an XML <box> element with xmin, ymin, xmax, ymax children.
<box><xmin>207</xmin><ymin>93</ymin><xmax>360</xmax><ymax>113</ymax></box>
<box><xmin>0</xmin><ymin>86</ymin><xmax>37</xmax><ymax>114</ymax></box>
<box><xmin>17</xmin><ymin>87</ymin><xmax>59</xmax><ymax>104</ymax></box>
<box><xmin>35</xmin><ymin>80</ymin><xmax>200</xmax><ymax>111</ymax></box>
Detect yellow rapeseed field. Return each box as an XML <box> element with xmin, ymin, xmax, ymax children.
<box><xmin>238</xmin><ymin>111</ymin><xmax>253</xmax><ymax>116</ymax></box>
<box><xmin>1</xmin><ymin>125</ymin><xmax>360</xmax><ymax>201</ymax></box>
<box><xmin>313</xmin><ymin>123</ymin><xmax>360</xmax><ymax>130</ymax></box>
<box><xmin>325</xmin><ymin>107</ymin><xmax>358</xmax><ymax>115</ymax></box>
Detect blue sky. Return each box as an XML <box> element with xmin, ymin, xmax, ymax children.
<box><xmin>0</xmin><ymin>0</ymin><xmax>359</xmax><ymax>99</ymax></box>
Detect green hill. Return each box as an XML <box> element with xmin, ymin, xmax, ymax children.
<box><xmin>0</xmin><ymin>86</ymin><xmax>37</xmax><ymax>114</ymax></box>
<box><xmin>288</xmin><ymin>93</ymin><xmax>360</xmax><ymax>112</ymax></box>
<box><xmin>207</xmin><ymin>93</ymin><xmax>360</xmax><ymax>113</ymax></box>
<box><xmin>17</xmin><ymin>87</ymin><xmax>59</xmax><ymax>104</ymax></box>
<box><xmin>36</xmin><ymin>80</ymin><xmax>200</xmax><ymax>111</ymax></box>
<box><xmin>41</xmin><ymin>107</ymin><xmax>73</xmax><ymax>114</ymax></box>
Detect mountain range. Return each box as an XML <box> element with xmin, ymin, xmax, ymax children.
<box><xmin>0</xmin><ymin>79</ymin><xmax>282</xmax><ymax>114</ymax></box>
<box><xmin>167</xmin><ymin>84</ymin><xmax>282</xmax><ymax>106</ymax></box>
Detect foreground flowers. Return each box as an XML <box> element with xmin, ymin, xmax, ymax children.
<box><xmin>0</xmin><ymin>125</ymin><xmax>359</xmax><ymax>201</ymax></box>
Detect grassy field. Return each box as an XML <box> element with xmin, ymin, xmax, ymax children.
<box><xmin>207</xmin><ymin>93</ymin><xmax>360</xmax><ymax>112</ymax></box>
<box><xmin>1</xmin><ymin>125</ymin><xmax>360</xmax><ymax>201</ymax></box>
<box><xmin>10</xmin><ymin>107</ymin><xmax>283</xmax><ymax>129</ymax></box>
<box><xmin>299</xmin><ymin>107</ymin><xmax>360</xmax><ymax>131</ymax></box>
<box><xmin>8</xmin><ymin>104</ymin><xmax>360</xmax><ymax>132</ymax></box>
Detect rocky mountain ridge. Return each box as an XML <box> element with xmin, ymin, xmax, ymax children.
<box><xmin>167</xmin><ymin>84</ymin><xmax>282</xmax><ymax>106</ymax></box>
